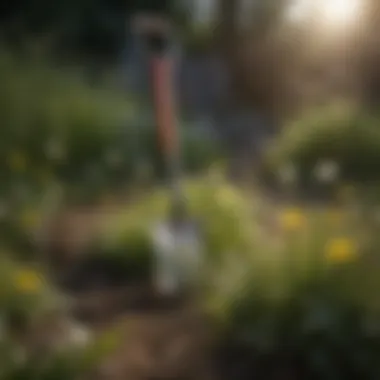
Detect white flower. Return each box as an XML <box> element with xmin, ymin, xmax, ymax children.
<box><xmin>313</xmin><ymin>160</ymin><xmax>340</xmax><ymax>183</ymax></box>
<box><xmin>64</xmin><ymin>322</ymin><xmax>92</xmax><ymax>348</ymax></box>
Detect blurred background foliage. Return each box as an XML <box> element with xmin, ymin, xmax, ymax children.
<box><xmin>1</xmin><ymin>0</ymin><xmax>380</xmax><ymax>379</ymax></box>
<box><xmin>0</xmin><ymin>47</ymin><xmax>221</xmax><ymax>260</ymax></box>
<box><xmin>0</xmin><ymin>49</ymin><xmax>221</xmax><ymax>199</ymax></box>
<box><xmin>259</xmin><ymin>101</ymin><xmax>380</xmax><ymax>195</ymax></box>
<box><xmin>0</xmin><ymin>0</ymin><xmax>189</xmax><ymax>63</ymax></box>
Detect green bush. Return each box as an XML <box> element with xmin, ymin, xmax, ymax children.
<box><xmin>0</xmin><ymin>49</ymin><xmax>223</xmax><ymax>257</ymax></box>
<box><xmin>0</xmin><ymin>50</ymin><xmax>222</xmax><ymax>206</ymax></box>
<box><xmin>0</xmin><ymin>51</ymin><xmax>129</xmax><ymax>201</ymax></box>
<box><xmin>210</xmin><ymin>264</ymin><xmax>380</xmax><ymax>378</ymax></box>
<box><xmin>205</xmin><ymin>197</ymin><xmax>380</xmax><ymax>378</ymax></box>
<box><xmin>263</xmin><ymin>102</ymin><xmax>380</xmax><ymax>188</ymax></box>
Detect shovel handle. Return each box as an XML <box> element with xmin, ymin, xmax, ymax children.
<box><xmin>150</xmin><ymin>56</ymin><xmax>178</xmax><ymax>158</ymax></box>
<box><xmin>134</xmin><ymin>14</ymin><xmax>185</xmax><ymax>221</ymax></box>
<box><xmin>150</xmin><ymin>54</ymin><xmax>186</xmax><ymax>221</ymax></box>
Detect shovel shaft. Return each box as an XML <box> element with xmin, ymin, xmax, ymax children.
<box><xmin>151</xmin><ymin>56</ymin><xmax>177</xmax><ymax>158</ymax></box>
<box><xmin>150</xmin><ymin>54</ymin><xmax>185</xmax><ymax>221</ymax></box>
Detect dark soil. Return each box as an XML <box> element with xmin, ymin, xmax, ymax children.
<box><xmin>64</xmin><ymin>262</ymin><xmax>217</xmax><ymax>380</ymax></box>
<box><xmin>66</xmin><ymin>271</ymin><xmax>307</xmax><ymax>380</ymax></box>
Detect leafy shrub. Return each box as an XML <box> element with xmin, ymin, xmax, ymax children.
<box><xmin>206</xmin><ymin>200</ymin><xmax>380</xmax><ymax>379</ymax></box>
<box><xmin>0</xmin><ymin>51</ymin><xmax>129</xmax><ymax>201</ymax></box>
<box><xmin>0</xmin><ymin>50</ymin><xmax>222</xmax><ymax>207</ymax></box>
<box><xmin>262</xmin><ymin>102</ymin><xmax>380</xmax><ymax>189</ymax></box>
<box><xmin>0</xmin><ymin>199</ymin><xmax>49</xmax><ymax>259</ymax></box>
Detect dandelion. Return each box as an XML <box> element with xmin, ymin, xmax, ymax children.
<box><xmin>8</xmin><ymin>152</ymin><xmax>27</xmax><ymax>172</ymax></box>
<box><xmin>280</xmin><ymin>208</ymin><xmax>306</xmax><ymax>232</ymax></box>
<box><xmin>324</xmin><ymin>237</ymin><xmax>357</xmax><ymax>264</ymax></box>
<box><xmin>14</xmin><ymin>269</ymin><xmax>43</xmax><ymax>293</ymax></box>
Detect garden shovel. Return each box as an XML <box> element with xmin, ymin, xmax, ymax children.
<box><xmin>133</xmin><ymin>14</ymin><xmax>203</xmax><ymax>297</ymax></box>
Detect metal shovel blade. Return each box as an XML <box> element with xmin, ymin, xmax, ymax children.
<box><xmin>152</xmin><ymin>219</ymin><xmax>203</xmax><ymax>296</ymax></box>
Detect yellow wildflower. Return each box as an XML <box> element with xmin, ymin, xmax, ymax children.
<box><xmin>8</xmin><ymin>152</ymin><xmax>27</xmax><ymax>172</ymax></box>
<box><xmin>15</xmin><ymin>269</ymin><xmax>43</xmax><ymax>293</ymax></box>
<box><xmin>280</xmin><ymin>208</ymin><xmax>306</xmax><ymax>232</ymax></box>
<box><xmin>325</xmin><ymin>237</ymin><xmax>357</xmax><ymax>264</ymax></box>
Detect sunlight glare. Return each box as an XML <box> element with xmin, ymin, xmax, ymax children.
<box><xmin>320</xmin><ymin>0</ymin><xmax>362</xmax><ymax>27</ymax></box>
<box><xmin>285</xmin><ymin>0</ymin><xmax>363</xmax><ymax>29</ymax></box>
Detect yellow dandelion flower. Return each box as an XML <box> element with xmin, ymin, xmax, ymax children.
<box><xmin>8</xmin><ymin>152</ymin><xmax>27</xmax><ymax>172</ymax></box>
<box><xmin>14</xmin><ymin>269</ymin><xmax>43</xmax><ymax>293</ymax></box>
<box><xmin>325</xmin><ymin>237</ymin><xmax>357</xmax><ymax>264</ymax></box>
<box><xmin>280</xmin><ymin>208</ymin><xmax>306</xmax><ymax>232</ymax></box>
